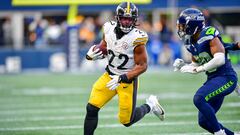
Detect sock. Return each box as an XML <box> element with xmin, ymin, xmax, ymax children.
<box><xmin>84</xmin><ymin>103</ymin><xmax>100</xmax><ymax>135</ymax></box>
<box><xmin>124</xmin><ymin>104</ymin><xmax>150</xmax><ymax>127</ymax></box>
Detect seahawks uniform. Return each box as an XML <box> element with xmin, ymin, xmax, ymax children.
<box><xmin>186</xmin><ymin>26</ymin><xmax>238</xmax><ymax>134</ymax></box>
<box><xmin>186</xmin><ymin>26</ymin><xmax>237</xmax><ymax>77</ymax></box>
<box><xmin>88</xmin><ymin>21</ymin><xmax>148</xmax><ymax>124</ymax></box>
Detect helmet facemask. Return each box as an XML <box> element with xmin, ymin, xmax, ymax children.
<box><xmin>116</xmin><ymin>2</ymin><xmax>138</xmax><ymax>33</ymax></box>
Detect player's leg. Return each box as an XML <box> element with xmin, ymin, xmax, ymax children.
<box><xmin>198</xmin><ymin>97</ymin><xmax>234</xmax><ymax>135</ymax></box>
<box><xmin>84</xmin><ymin>72</ymin><xmax>117</xmax><ymax>135</ymax></box>
<box><xmin>198</xmin><ymin>97</ymin><xmax>224</xmax><ymax>134</ymax></box>
<box><xmin>193</xmin><ymin>75</ymin><xmax>237</xmax><ymax>134</ymax></box>
<box><xmin>117</xmin><ymin>79</ymin><xmax>150</xmax><ymax>127</ymax></box>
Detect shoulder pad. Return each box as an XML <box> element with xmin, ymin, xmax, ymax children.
<box><xmin>197</xmin><ymin>26</ymin><xmax>220</xmax><ymax>44</ymax></box>
<box><xmin>133</xmin><ymin>29</ymin><xmax>148</xmax><ymax>46</ymax></box>
<box><xmin>102</xmin><ymin>21</ymin><xmax>116</xmax><ymax>34</ymax></box>
<box><xmin>201</xmin><ymin>26</ymin><xmax>220</xmax><ymax>36</ymax></box>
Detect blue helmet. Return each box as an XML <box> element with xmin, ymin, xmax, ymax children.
<box><xmin>177</xmin><ymin>8</ymin><xmax>205</xmax><ymax>39</ymax></box>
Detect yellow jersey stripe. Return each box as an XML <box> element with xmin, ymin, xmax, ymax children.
<box><xmin>133</xmin><ymin>40</ymin><xmax>148</xmax><ymax>46</ymax></box>
<box><xmin>134</xmin><ymin>37</ymin><xmax>148</xmax><ymax>41</ymax></box>
<box><xmin>134</xmin><ymin>40</ymin><xmax>148</xmax><ymax>43</ymax></box>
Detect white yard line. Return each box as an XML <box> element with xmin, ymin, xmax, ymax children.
<box><xmin>10</xmin><ymin>87</ymin><xmax>89</xmax><ymax>96</ymax></box>
<box><xmin>0</xmin><ymin>110</ymin><xmax>239</xmax><ymax>122</ymax></box>
<box><xmin>0</xmin><ymin>120</ymin><xmax>239</xmax><ymax>131</ymax></box>
<box><xmin>0</xmin><ymin>102</ymin><xmax>239</xmax><ymax>115</ymax></box>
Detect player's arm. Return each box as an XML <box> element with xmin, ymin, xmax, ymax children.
<box><xmin>195</xmin><ymin>37</ymin><xmax>225</xmax><ymax>72</ymax></box>
<box><xmin>86</xmin><ymin>34</ymin><xmax>107</xmax><ymax>60</ymax></box>
<box><xmin>126</xmin><ymin>45</ymin><xmax>148</xmax><ymax>80</ymax></box>
<box><xmin>225</xmin><ymin>42</ymin><xmax>240</xmax><ymax>51</ymax></box>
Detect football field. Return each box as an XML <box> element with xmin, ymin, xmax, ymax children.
<box><xmin>0</xmin><ymin>69</ymin><xmax>239</xmax><ymax>135</ymax></box>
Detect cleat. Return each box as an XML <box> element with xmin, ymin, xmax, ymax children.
<box><xmin>234</xmin><ymin>132</ymin><xmax>240</xmax><ymax>135</ymax></box>
<box><xmin>234</xmin><ymin>84</ymin><xmax>240</xmax><ymax>96</ymax></box>
<box><xmin>214</xmin><ymin>129</ymin><xmax>226</xmax><ymax>135</ymax></box>
<box><xmin>146</xmin><ymin>95</ymin><xmax>165</xmax><ymax>121</ymax></box>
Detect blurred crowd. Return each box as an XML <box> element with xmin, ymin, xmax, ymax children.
<box><xmin>0</xmin><ymin>9</ymin><xmax>238</xmax><ymax>66</ymax></box>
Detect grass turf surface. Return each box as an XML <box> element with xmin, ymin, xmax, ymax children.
<box><xmin>0</xmin><ymin>69</ymin><xmax>239</xmax><ymax>135</ymax></box>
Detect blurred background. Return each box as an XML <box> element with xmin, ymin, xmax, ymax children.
<box><xmin>0</xmin><ymin>0</ymin><xmax>239</xmax><ymax>73</ymax></box>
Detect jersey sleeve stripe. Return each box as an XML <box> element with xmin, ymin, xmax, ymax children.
<box><xmin>133</xmin><ymin>40</ymin><xmax>148</xmax><ymax>46</ymax></box>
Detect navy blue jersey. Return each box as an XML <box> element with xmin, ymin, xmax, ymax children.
<box><xmin>185</xmin><ymin>26</ymin><xmax>236</xmax><ymax>77</ymax></box>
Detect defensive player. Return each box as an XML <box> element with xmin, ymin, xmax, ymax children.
<box><xmin>173</xmin><ymin>8</ymin><xmax>238</xmax><ymax>135</ymax></box>
<box><xmin>84</xmin><ymin>2</ymin><xmax>165</xmax><ymax>135</ymax></box>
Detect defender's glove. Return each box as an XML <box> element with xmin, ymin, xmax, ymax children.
<box><xmin>86</xmin><ymin>45</ymin><xmax>104</xmax><ymax>60</ymax></box>
<box><xmin>106</xmin><ymin>74</ymin><xmax>130</xmax><ymax>90</ymax></box>
<box><xmin>180</xmin><ymin>65</ymin><xmax>197</xmax><ymax>74</ymax></box>
<box><xmin>180</xmin><ymin>65</ymin><xmax>205</xmax><ymax>74</ymax></box>
<box><xmin>173</xmin><ymin>58</ymin><xmax>186</xmax><ymax>71</ymax></box>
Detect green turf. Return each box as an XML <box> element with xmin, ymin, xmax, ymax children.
<box><xmin>0</xmin><ymin>69</ymin><xmax>239</xmax><ymax>135</ymax></box>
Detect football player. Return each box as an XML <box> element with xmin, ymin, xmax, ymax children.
<box><xmin>173</xmin><ymin>8</ymin><xmax>238</xmax><ymax>135</ymax></box>
<box><xmin>84</xmin><ymin>2</ymin><xmax>165</xmax><ymax>135</ymax></box>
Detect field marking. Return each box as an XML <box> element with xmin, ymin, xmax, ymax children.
<box><xmin>0</xmin><ymin>120</ymin><xmax>239</xmax><ymax>132</ymax></box>
<box><xmin>10</xmin><ymin>87</ymin><xmax>89</xmax><ymax>96</ymax></box>
<box><xmin>0</xmin><ymin>110</ymin><xmax>239</xmax><ymax>122</ymax></box>
<box><xmin>0</xmin><ymin>102</ymin><xmax>239</xmax><ymax>115</ymax></box>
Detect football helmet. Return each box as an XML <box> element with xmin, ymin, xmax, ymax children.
<box><xmin>177</xmin><ymin>8</ymin><xmax>205</xmax><ymax>39</ymax></box>
<box><xmin>116</xmin><ymin>2</ymin><xmax>138</xmax><ymax>33</ymax></box>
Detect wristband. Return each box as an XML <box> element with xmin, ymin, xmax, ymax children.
<box><xmin>119</xmin><ymin>74</ymin><xmax>132</xmax><ymax>83</ymax></box>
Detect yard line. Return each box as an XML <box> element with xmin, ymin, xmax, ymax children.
<box><xmin>0</xmin><ymin>110</ymin><xmax>239</xmax><ymax>122</ymax></box>
<box><xmin>0</xmin><ymin>120</ymin><xmax>239</xmax><ymax>131</ymax></box>
<box><xmin>10</xmin><ymin>87</ymin><xmax>89</xmax><ymax>96</ymax></box>
<box><xmin>0</xmin><ymin>103</ymin><xmax>239</xmax><ymax>115</ymax></box>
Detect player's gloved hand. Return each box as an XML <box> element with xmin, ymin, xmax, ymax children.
<box><xmin>194</xmin><ymin>66</ymin><xmax>205</xmax><ymax>73</ymax></box>
<box><xmin>106</xmin><ymin>74</ymin><xmax>130</xmax><ymax>90</ymax></box>
<box><xmin>180</xmin><ymin>65</ymin><xmax>197</xmax><ymax>74</ymax></box>
<box><xmin>86</xmin><ymin>45</ymin><xmax>104</xmax><ymax>60</ymax></box>
<box><xmin>173</xmin><ymin>58</ymin><xmax>186</xmax><ymax>71</ymax></box>
<box><xmin>107</xmin><ymin>75</ymin><xmax>121</xmax><ymax>90</ymax></box>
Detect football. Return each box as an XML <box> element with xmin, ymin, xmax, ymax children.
<box><xmin>93</xmin><ymin>42</ymin><xmax>108</xmax><ymax>55</ymax></box>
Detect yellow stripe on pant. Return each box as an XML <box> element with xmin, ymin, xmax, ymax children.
<box><xmin>88</xmin><ymin>72</ymin><xmax>138</xmax><ymax>124</ymax></box>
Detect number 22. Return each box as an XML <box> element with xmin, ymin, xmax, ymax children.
<box><xmin>108</xmin><ymin>50</ymin><xmax>129</xmax><ymax>70</ymax></box>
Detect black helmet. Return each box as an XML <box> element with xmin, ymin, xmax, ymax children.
<box><xmin>116</xmin><ymin>2</ymin><xmax>138</xmax><ymax>33</ymax></box>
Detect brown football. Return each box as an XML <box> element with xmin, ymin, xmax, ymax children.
<box><xmin>93</xmin><ymin>42</ymin><xmax>107</xmax><ymax>55</ymax></box>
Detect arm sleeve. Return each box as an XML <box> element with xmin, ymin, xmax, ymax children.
<box><xmin>202</xmin><ymin>52</ymin><xmax>225</xmax><ymax>71</ymax></box>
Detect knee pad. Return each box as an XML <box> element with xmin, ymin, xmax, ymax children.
<box><xmin>86</xmin><ymin>103</ymin><xmax>100</xmax><ymax>117</ymax></box>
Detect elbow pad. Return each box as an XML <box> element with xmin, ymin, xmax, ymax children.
<box><xmin>202</xmin><ymin>52</ymin><xmax>225</xmax><ymax>71</ymax></box>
